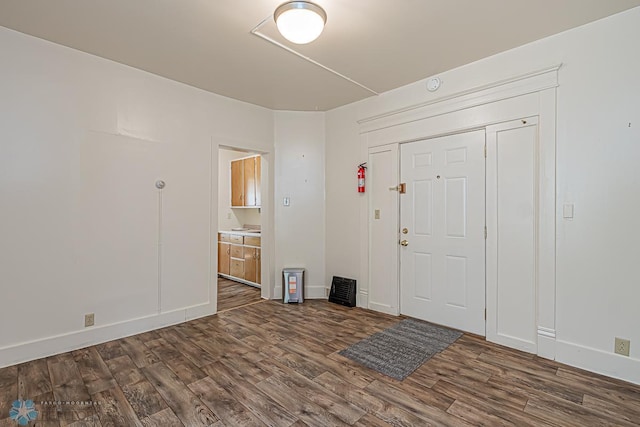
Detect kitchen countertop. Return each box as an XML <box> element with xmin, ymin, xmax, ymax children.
<box><xmin>219</xmin><ymin>230</ymin><xmax>261</xmax><ymax>237</ymax></box>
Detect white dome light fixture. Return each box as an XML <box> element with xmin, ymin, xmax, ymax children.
<box><xmin>274</xmin><ymin>1</ymin><xmax>327</xmax><ymax>44</ymax></box>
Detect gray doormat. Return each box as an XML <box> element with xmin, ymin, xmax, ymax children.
<box><xmin>338</xmin><ymin>318</ymin><xmax>463</xmax><ymax>380</ymax></box>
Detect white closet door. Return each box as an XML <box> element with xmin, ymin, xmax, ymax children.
<box><xmin>486</xmin><ymin>118</ymin><xmax>538</xmax><ymax>353</ymax></box>
<box><xmin>368</xmin><ymin>144</ymin><xmax>399</xmax><ymax>315</ymax></box>
<box><xmin>77</xmin><ymin>132</ymin><xmax>160</xmax><ymax>322</ymax></box>
<box><xmin>159</xmin><ymin>140</ymin><xmax>212</xmax><ymax>312</ymax></box>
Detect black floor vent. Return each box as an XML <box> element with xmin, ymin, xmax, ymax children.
<box><xmin>329</xmin><ymin>276</ymin><xmax>356</xmax><ymax>307</ymax></box>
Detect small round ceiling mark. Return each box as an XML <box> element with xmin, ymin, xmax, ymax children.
<box><xmin>427</xmin><ymin>77</ymin><xmax>441</xmax><ymax>92</ymax></box>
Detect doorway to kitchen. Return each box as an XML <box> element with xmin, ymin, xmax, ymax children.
<box><xmin>216</xmin><ymin>146</ymin><xmax>264</xmax><ymax>312</ymax></box>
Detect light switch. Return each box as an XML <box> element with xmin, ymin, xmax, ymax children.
<box><xmin>283</xmin><ymin>197</ymin><xmax>290</xmax><ymax>207</ymax></box>
<box><xmin>374</xmin><ymin>209</ymin><xmax>381</xmax><ymax>220</ymax></box>
<box><xmin>563</xmin><ymin>203</ymin><xmax>574</xmax><ymax>219</ymax></box>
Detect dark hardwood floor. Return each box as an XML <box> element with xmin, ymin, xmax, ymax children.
<box><xmin>217</xmin><ymin>278</ymin><xmax>261</xmax><ymax>312</ymax></box>
<box><xmin>1</xmin><ymin>300</ymin><xmax>640</xmax><ymax>426</ymax></box>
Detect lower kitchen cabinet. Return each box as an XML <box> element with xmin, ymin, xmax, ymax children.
<box><xmin>218</xmin><ymin>232</ymin><xmax>261</xmax><ymax>287</ymax></box>
<box><xmin>230</xmin><ymin>258</ymin><xmax>244</xmax><ymax>279</ymax></box>
<box><xmin>243</xmin><ymin>247</ymin><xmax>260</xmax><ymax>284</ymax></box>
<box><xmin>218</xmin><ymin>242</ymin><xmax>230</xmax><ymax>275</ymax></box>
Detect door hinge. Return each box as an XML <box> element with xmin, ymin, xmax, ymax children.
<box><xmin>484</xmin><ymin>144</ymin><xmax>487</xmax><ymax>158</ymax></box>
<box><xmin>484</xmin><ymin>226</ymin><xmax>487</xmax><ymax>239</ymax></box>
<box><xmin>484</xmin><ymin>308</ymin><xmax>487</xmax><ymax>320</ymax></box>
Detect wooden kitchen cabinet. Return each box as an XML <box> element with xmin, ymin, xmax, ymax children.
<box><xmin>255</xmin><ymin>156</ymin><xmax>262</xmax><ymax>206</ymax></box>
<box><xmin>230</xmin><ymin>259</ymin><xmax>244</xmax><ymax>279</ymax></box>
<box><xmin>244</xmin><ymin>156</ymin><xmax>257</xmax><ymax>206</ymax></box>
<box><xmin>218</xmin><ymin>233</ymin><xmax>231</xmax><ymax>275</ymax></box>
<box><xmin>231</xmin><ymin>155</ymin><xmax>261</xmax><ymax>207</ymax></box>
<box><xmin>218</xmin><ymin>241</ymin><xmax>230</xmax><ymax>275</ymax></box>
<box><xmin>243</xmin><ymin>237</ymin><xmax>261</xmax><ymax>284</ymax></box>
<box><xmin>244</xmin><ymin>236</ymin><xmax>260</xmax><ymax>247</ymax></box>
<box><xmin>217</xmin><ymin>232</ymin><xmax>261</xmax><ymax>286</ymax></box>
<box><xmin>243</xmin><ymin>247</ymin><xmax>258</xmax><ymax>283</ymax></box>
<box><xmin>230</xmin><ymin>244</ymin><xmax>243</xmax><ymax>259</ymax></box>
<box><xmin>231</xmin><ymin>160</ymin><xmax>244</xmax><ymax>207</ymax></box>
<box><xmin>256</xmin><ymin>248</ymin><xmax>261</xmax><ymax>284</ymax></box>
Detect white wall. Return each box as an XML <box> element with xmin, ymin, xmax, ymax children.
<box><xmin>218</xmin><ymin>148</ymin><xmax>262</xmax><ymax>231</ymax></box>
<box><xmin>274</xmin><ymin>112</ymin><xmax>326</xmax><ymax>299</ymax></box>
<box><xmin>325</xmin><ymin>103</ymin><xmax>365</xmax><ymax>285</ymax></box>
<box><xmin>0</xmin><ymin>27</ymin><xmax>273</xmax><ymax>366</ymax></box>
<box><xmin>325</xmin><ymin>7</ymin><xmax>640</xmax><ymax>383</ymax></box>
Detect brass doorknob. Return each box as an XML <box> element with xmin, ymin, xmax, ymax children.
<box><xmin>400</xmin><ymin>240</ymin><xmax>409</xmax><ymax>246</ymax></box>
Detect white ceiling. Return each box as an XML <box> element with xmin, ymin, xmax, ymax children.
<box><xmin>1</xmin><ymin>1</ymin><xmax>639</xmax><ymax>111</ymax></box>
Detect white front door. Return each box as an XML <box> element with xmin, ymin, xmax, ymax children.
<box><xmin>400</xmin><ymin>130</ymin><xmax>486</xmax><ymax>336</ymax></box>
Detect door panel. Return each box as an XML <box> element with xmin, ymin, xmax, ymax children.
<box><xmin>367</xmin><ymin>145</ymin><xmax>399</xmax><ymax>315</ymax></box>
<box><xmin>244</xmin><ymin>157</ymin><xmax>256</xmax><ymax>206</ymax></box>
<box><xmin>159</xmin><ymin>140</ymin><xmax>212</xmax><ymax>312</ymax></box>
<box><xmin>486</xmin><ymin>119</ymin><xmax>538</xmax><ymax>353</ymax></box>
<box><xmin>230</xmin><ymin>259</ymin><xmax>244</xmax><ymax>279</ymax></box>
<box><xmin>78</xmin><ymin>132</ymin><xmax>160</xmax><ymax>322</ymax></box>
<box><xmin>413</xmin><ymin>253</ymin><xmax>432</xmax><ymax>300</ymax></box>
<box><xmin>256</xmin><ymin>248</ymin><xmax>262</xmax><ymax>285</ymax></box>
<box><xmin>231</xmin><ymin>159</ymin><xmax>243</xmax><ymax>206</ymax></box>
<box><xmin>445</xmin><ymin>177</ymin><xmax>467</xmax><ymax>237</ymax></box>
<box><xmin>446</xmin><ymin>255</ymin><xmax>467</xmax><ymax>308</ymax></box>
<box><xmin>414</xmin><ymin>180</ymin><xmax>433</xmax><ymax>235</ymax></box>
<box><xmin>255</xmin><ymin>156</ymin><xmax>262</xmax><ymax>206</ymax></box>
<box><xmin>244</xmin><ymin>247</ymin><xmax>257</xmax><ymax>283</ymax></box>
<box><xmin>400</xmin><ymin>130</ymin><xmax>485</xmax><ymax>335</ymax></box>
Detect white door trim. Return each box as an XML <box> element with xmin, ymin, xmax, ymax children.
<box><xmin>359</xmin><ymin>68</ymin><xmax>557</xmax><ymax>360</ymax></box>
<box><xmin>358</xmin><ymin>65</ymin><xmax>561</xmax><ymax>136</ymax></box>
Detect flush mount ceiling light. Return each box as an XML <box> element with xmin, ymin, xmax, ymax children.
<box><xmin>274</xmin><ymin>1</ymin><xmax>327</xmax><ymax>44</ymax></box>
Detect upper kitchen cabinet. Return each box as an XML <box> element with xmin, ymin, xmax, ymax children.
<box><xmin>231</xmin><ymin>155</ymin><xmax>261</xmax><ymax>207</ymax></box>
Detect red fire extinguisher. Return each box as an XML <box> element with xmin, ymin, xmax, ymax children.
<box><xmin>357</xmin><ymin>163</ymin><xmax>367</xmax><ymax>193</ymax></box>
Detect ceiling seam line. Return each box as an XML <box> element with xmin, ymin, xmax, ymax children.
<box><xmin>250</xmin><ymin>17</ymin><xmax>379</xmax><ymax>96</ymax></box>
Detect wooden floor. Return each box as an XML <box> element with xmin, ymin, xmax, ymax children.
<box><xmin>217</xmin><ymin>278</ymin><xmax>261</xmax><ymax>312</ymax></box>
<box><xmin>1</xmin><ymin>301</ymin><xmax>640</xmax><ymax>426</ymax></box>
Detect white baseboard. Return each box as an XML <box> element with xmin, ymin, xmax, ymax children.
<box><xmin>217</xmin><ymin>273</ymin><xmax>260</xmax><ymax>288</ymax></box>
<box><xmin>0</xmin><ymin>304</ymin><xmax>216</xmax><ymax>369</ymax></box>
<box><xmin>488</xmin><ymin>334</ymin><xmax>536</xmax><ymax>354</ymax></box>
<box><xmin>556</xmin><ymin>339</ymin><xmax>640</xmax><ymax>385</ymax></box>
<box><xmin>305</xmin><ymin>285</ymin><xmax>327</xmax><ymax>300</ymax></box>
<box><xmin>367</xmin><ymin>302</ymin><xmax>399</xmax><ymax>316</ymax></box>
<box><xmin>537</xmin><ymin>327</ymin><xmax>556</xmax><ymax>360</ymax></box>
<box><xmin>271</xmin><ymin>285</ymin><xmax>326</xmax><ymax>300</ymax></box>
<box><xmin>186</xmin><ymin>301</ymin><xmax>216</xmax><ymax>321</ymax></box>
<box><xmin>357</xmin><ymin>291</ymin><xmax>368</xmax><ymax>308</ymax></box>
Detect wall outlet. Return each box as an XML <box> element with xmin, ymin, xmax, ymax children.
<box><xmin>615</xmin><ymin>337</ymin><xmax>630</xmax><ymax>356</ymax></box>
<box><xmin>84</xmin><ymin>313</ymin><xmax>95</xmax><ymax>327</ymax></box>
